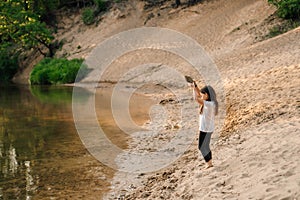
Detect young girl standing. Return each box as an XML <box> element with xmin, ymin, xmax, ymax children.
<box><xmin>192</xmin><ymin>82</ymin><xmax>218</xmax><ymax>169</ymax></box>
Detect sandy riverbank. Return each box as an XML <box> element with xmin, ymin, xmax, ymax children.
<box><xmin>89</xmin><ymin>1</ymin><xmax>299</xmax><ymax>198</ymax></box>
<box><xmin>103</xmin><ymin>62</ymin><xmax>299</xmax><ymax>199</ymax></box>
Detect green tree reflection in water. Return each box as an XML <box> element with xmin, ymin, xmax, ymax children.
<box><xmin>0</xmin><ymin>85</ymin><xmax>75</xmax><ymax>199</ymax></box>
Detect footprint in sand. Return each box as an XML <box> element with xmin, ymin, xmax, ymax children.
<box><xmin>266</xmin><ymin>187</ymin><xmax>276</xmax><ymax>192</ymax></box>
<box><xmin>282</xmin><ymin>169</ymin><xmax>295</xmax><ymax>177</ymax></box>
<box><xmin>266</xmin><ymin>194</ymin><xmax>280</xmax><ymax>200</ymax></box>
<box><xmin>240</xmin><ymin>173</ymin><xmax>250</xmax><ymax>179</ymax></box>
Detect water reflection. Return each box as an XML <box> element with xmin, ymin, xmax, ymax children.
<box><xmin>4</xmin><ymin>145</ymin><xmax>18</xmax><ymax>177</ymax></box>
<box><xmin>30</xmin><ymin>85</ymin><xmax>73</xmax><ymax>105</ymax></box>
<box><xmin>0</xmin><ymin>84</ymin><xmax>154</xmax><ymax>199</ymax></box>
<box><xmin>0</xmin><ymin>85</ymin><xmax>71</xmax><ymax>199</ymax></box>
<box><xmin>25</xmin><ymin>161</ymin><xmax>35</xmax><ymax>199</ymax></box>
<box><xmin>0</xmin><ymin>85</ymin><xmax>109</xmax><ymax>199</ymax></box>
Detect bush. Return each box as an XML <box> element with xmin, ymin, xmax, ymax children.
<box><xmin>0</xmin><ymin>50</ymin><xmax>19</xmax><ymax>83</ymax></box>
<box><xmin>81</xmin><ymin>0</ymin><xmax>110</xmax><ymax>25</ymax></box>
<box><xmin>30</xmin><ymin>58</ymin><xmax>85</xmax><ymax>85</ymax></box>
<box><xmin>268</xmin><ymin>0</ymin><xmax>300</xmax><ymax>19</ymax></box>
<box><xmin>266</xmin><ymin>19</ymin><xmax>300</xmax><ymax>38</ymax></box>
<box><xmin>82</xmin><ymin>8</ymin><xmax>95</xmax><ymax>25</ymax></box>
<box><xmin>94</xmin><ymin>0</ymin><xmax>108</xmax><ymax>12</ymax></box>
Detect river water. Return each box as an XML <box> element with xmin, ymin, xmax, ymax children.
<box><xmin>0</xmin><ymin>84</ymin><xmax>154</xmax><ymax>199</ymax></box>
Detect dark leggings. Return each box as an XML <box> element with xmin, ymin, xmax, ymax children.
<box><xmin>198</xmin><ymin>131</ymin><xmax>212</xmax><ymax>162</ymax></box>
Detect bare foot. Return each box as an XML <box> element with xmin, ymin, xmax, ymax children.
<box><xmin>205</xmin><ymin>164</ymin><xmax>213</xmax><ymax>169</ymax></box>
<box><xmin>205</xmin><ymin>160</ymin><xmax>213</xmax><ymax>169</ymax></box>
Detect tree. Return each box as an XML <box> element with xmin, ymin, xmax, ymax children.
<box><xmin>0</xmin><ymin>0</ymin><xmax>55</xmax><ymax>57</ymax></box>
<box><xmin>0</xmin><ymin>42</ymin><xmax>18</xmax><ymax>82</ymax></box>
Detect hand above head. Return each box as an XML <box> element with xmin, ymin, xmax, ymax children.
<box><xmin>193</xmin><ymin>81</ymin><xmax>197</xmax><ymax>88</ymax></box>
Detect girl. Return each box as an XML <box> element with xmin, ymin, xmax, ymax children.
<box><xmin>192</xmin><ymin>82</ymin><xmax>218</xmax><ymax>169</ymax></box>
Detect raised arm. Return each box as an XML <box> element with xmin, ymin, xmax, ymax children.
<box><xmin>192</xmin><ymin>81</ymin><xmax>204</xmax><ymax>106</ymax></box>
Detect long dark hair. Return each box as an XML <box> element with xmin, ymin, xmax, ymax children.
<box><xmin>200</xmin><ymin>85</ymin><xmax>218</xmax><ymax>115</ymax></box>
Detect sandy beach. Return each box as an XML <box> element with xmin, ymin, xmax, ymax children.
<box><xmin>103</xmin><ymin>61</ymin><xmax>299</xmax><ymax>199</ymax></box>
<box><xmin>100</xmin><ymin>1</ymin><xmax>300</xmax><ymax>197</ymax></box>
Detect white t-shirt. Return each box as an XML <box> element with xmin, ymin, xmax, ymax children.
<box><xmin>199</xmin><ymin>101</ymin><xmax>216</xmax><ymax>132</ymax></box>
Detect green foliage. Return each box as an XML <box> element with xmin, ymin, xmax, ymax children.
<box><xmin>26</xmin><ymin>0</ymin><xmax>60</xmax><ymax>23</ymax></box>
<box><xmin>0</xmin><ymin>0</ymin><xmax>112</xmax><ymax>82</ymax></box>
<box><xmin>30</xmin><ymin>58</ymin><xmax>85</xmax><ymax>85</ymax></box>
<box><xmin>266</xmin><ymin>19</ymin><xmax>300</xmax><ymax>38</ymax></box>
<box><xmin>82</xmin><ymin>8</ymin><xmax>95</xmax><ymax>25</ymax></box>
<box><xmin>94</xmin><ymin>0</ymin><xmax>108</xmax><ymax>13</ymax></box>
<box><xmin>0</xmin><ymin>0</ymin><xmax>54</xmax><ymax>45</ymax></box>
<box><xmin>0</xmin><ymin>47</ymin><xmax>19</xmax><ymax>83</ymax></box>
<box><xmin>0</xmin><ymin>0</ymin><xmax>54</xmax><ymax>57</ymax></box>
<box><xmin>268</xmin><ymin>0</ymin><xmax>300</xmax><ymax>19</ymax></box>
<box><xmin>81</xmin><ymin>0</ymin><xmax>110</xmax><ymax>25</ymax></box>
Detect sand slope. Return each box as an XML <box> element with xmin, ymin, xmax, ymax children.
<box><xmin>101</xmin><ymin>1</ymin><xmax>300</xmax><ymax>199</ymax></box>
<box><xmin>119</xmin><ymin>117</ymin><xmax>299</xmax><ymax>199</ymax></box>
<box><xmin>104</xmin><ymin>62</ymin><xmax>299</xmax><ymax>199</ymax></box>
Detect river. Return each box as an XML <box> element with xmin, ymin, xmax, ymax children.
<box><xmin>0</xmin><ymin>84</ymin><xmax>154</xmax><ymax>199</ymax></box>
